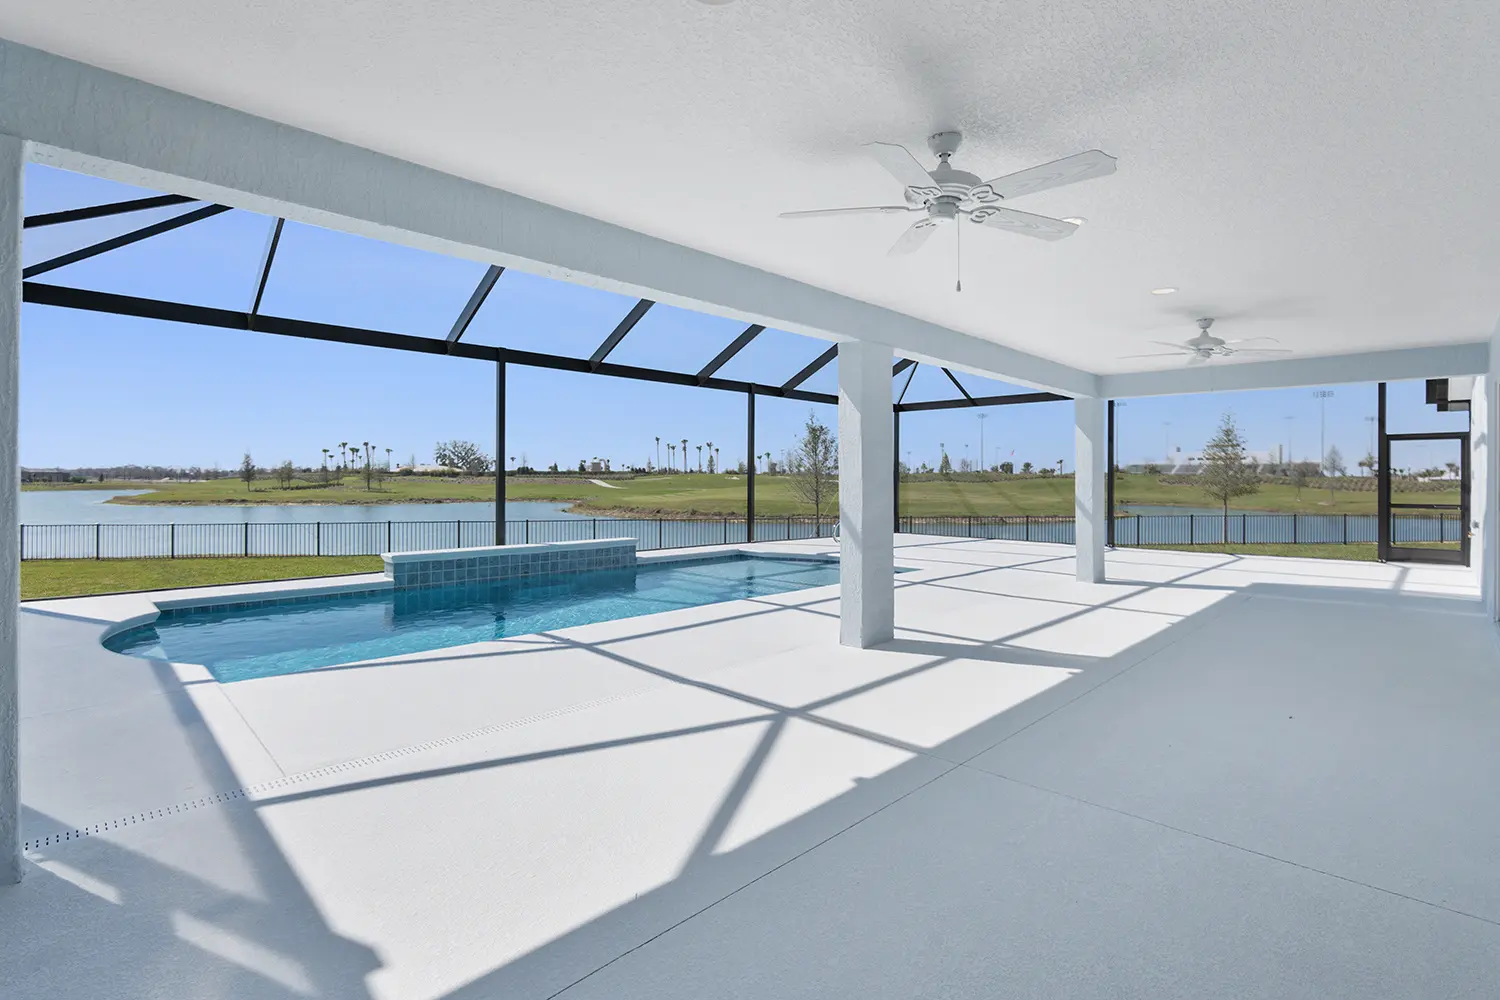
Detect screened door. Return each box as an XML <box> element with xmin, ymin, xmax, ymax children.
<box><xmin>1378</xmin><ymin>432</ymin><xmax>1469</xmax><ymax>565</ymax></box>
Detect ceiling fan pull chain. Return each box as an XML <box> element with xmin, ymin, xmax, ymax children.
<box><xmin>955</xmin><ymin>218</ymin><xmax>962</xmax><ymax>293</ymax></box>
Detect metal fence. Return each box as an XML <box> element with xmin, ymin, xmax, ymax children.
<box><xmin>16</xmin><ymin>512</ymin><xmax>1463</xmax><ymax>561</ymax></box>
<box><xmin>899</xmin><ymin>512</ymin><xmax>1462</xmax><ymax>547</ymax></box>
<box><xmin>18</xmin><ymin>516</ymin><xmax>840</xmax><ymax>560</ymax></box>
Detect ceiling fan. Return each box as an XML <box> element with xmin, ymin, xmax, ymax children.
<box><xmin>779</xmin><ymin>131</ymin><xmax>1117</xmax><ymax>262</ymax></box>
<box><xmin>1121</xmin><ymin>318</ymin><xmax>1292</xmax><ymax>365</ymax></box>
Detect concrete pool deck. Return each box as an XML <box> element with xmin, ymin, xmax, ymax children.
<box><xmin>4</xmin><ymin>535</ymin><xmax>1499</xmax><ymax>998</ymax></box>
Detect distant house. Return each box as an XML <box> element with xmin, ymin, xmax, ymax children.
<box><xmin>21</xmin><ymin>468</ymin><xmax>71</xmax><ymax>483</ymax></box>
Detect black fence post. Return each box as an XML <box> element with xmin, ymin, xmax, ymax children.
<box><xmin>593</xmin><ymin>518</ymin><xmax>598</xmax><ymax>540</ymax></box>
<box><xmin>96</xmin><ymin>522</ymin><xmax>101</xmax><ymax>560</ymax></box>
<box><xmin>1292</xmin><ymin>514</ymin><xmax>1298</xmax><ymax>544</ymax></box>
<box><xmin>169</xmin><ymin>523</ymin><xmax>175</xmax><ymax>559</ymax></box>
<box><xmin>1190</xmin><ymin>515</ymin><xmax>1196</xmax><ymax>546</ymax></box>
<box><xmin>1241</xmin><ymin>513</ymin><xmax>1247</xmax><ymax>544</ymax></box>
<box><xmin>657</xmin><ymin>519</ymin><xmax>663</xmax><ymax>549</ymax></box>
<box><xmin>243</xmin><ymin>521</ymin><xmax>249</xmax><ymax>557</ymax></box>
<box><xmin>1343</xmin><ymin>512</ymin><xmax>1348</xmax><ymax>544</ymax></box>
<box><xmin>455</xmin><ymin>519</ymin><xmax>461</xmax><ymax>548</ymax></box>
<box><xmin>315</xmin><ymin>521</ymin><xmax>321</xmax><ymax>556</ymax></box>
<box><xmin>387</xmin><ymin>520</ymin><xmax>392</xmax><ymax>553</ymax></box>
<box><xmin>1025</xmin><ymin>514</ymin><xmax>1031</xmax><ymax>541</ymax></box>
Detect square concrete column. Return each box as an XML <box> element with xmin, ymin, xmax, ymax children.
<box><xmin>1074</xmin><ymin>396</ymin><xmax>1107</xmax><ymax>583</ymax></box>
<box><xmin>1</xmin><ymin>133</ymin><xmax>23</xmax><ymax>884</ymax></box>
<box><xmin>838</xmin><ymin>341</ymin><xmax>895</xmax><ymax>647</ymax></box>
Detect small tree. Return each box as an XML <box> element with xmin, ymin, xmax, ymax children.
<box><xmin>1199</xmin><ymin>413</ymin><xmax>1260</xmax><ymax>536</ymax></box>
<box><xmin>1290</xmin><ymin>463</ymin><xmax>1307</xmax><ymax>499</ymax></box>
<box><xmin>787</xmin><ymin>412</ymin><xmax>837</xmax><ymax>535</ymax></box>
<box><xmin>1322</xmin><ymin>445</ymin><xmax>1345</xmax><ymax>478</ymax></box>
<box><xmin>1322</xmin><ymin>445</ymin><xmax>1345</xmax><ymax>499</ymax></box>
<box><xmin>239</xmin><ymin>453</ymin><xmax>257</xmax><ymax>491</ymax></box>
<box><xmin>276</xmin><ymin>460</ymin><xmax>295</xmax><ymax>489</ymax></box>
<box><xmin>999</xmin><ymin>461</ymin><xmax>1014</xmax><ymax>474</ymax></box>
<box><xmin>1021</xmin><ymin>461</ymin><xmax>1033</xmax><ymax>474</ymax></box>
<box><xmin>938</xmin><ymin>451</ymin><xmax>953</xmax><ymax>476</ymax></box>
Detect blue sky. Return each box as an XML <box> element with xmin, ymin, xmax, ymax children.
<box><xmin>19</xmin><ymin>164</ymin><xmax>1469</xmax><ymax>472</ymax></box>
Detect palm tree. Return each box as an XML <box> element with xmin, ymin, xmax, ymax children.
<box><xmin>362</xmin><ymin>442</ymin><xmax>371</xmax><ymax>469</ymax></box>
<box><xmin>763</xmin><ymin>451</ymin><xmax>772</xmax><ymax>473</ymax></box>
<box><xmin>655</xmin><ymin>436</ymin><xmax>661</xmax><ymax>472</ymax></box>
<box><xmin>681</xmin><ymin>438</ymin><xmax>688</xmax><ymax>472</ymax></box>
<box><xmin>385</xmin><ymin>447</ymin><xmax>392</xmax><ymax>470</ymax></box>
<box><xmin>706</xmin><ymin>441</ymin><xmax>714</xmax><ymax>474</ymax></box>
<box><xmin>338</xmin><ymin>442</ymin><xmax>348</xmax><ymax>472</ymax></box>
<box><xmin>667</xmin><ymin>443</ymin><xmax>674</xmax><ymax>469</ymax></box>
<box><xmin>696</xmin><ymin>444</ymin><xmax>703</xmax><ymax>472</ymax></box>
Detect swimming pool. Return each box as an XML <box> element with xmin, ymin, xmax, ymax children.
<box><xmin>104</xmin><ymin>553</ymin><xmax>841</xmax><ymax>683</ymax></box>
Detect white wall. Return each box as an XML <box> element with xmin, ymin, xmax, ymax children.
<box><xmin>0</xmin><ymin>132</ymin><xmax>22</xmax><ymax>884</ymax></box>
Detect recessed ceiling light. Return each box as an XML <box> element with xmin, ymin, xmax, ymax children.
<box><xmin>1062</xmin><ymin>217</ymin><xmax>1086</xmax><ymax>225</ymax></box>
<box><xmin>1151</xmin><ymin>287</ymin><xmax>1178</xmax><ymax>295</ymax></box>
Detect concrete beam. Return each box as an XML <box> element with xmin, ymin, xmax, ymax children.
<box><xmin>0</xmin><ymin>38</ymin><xmax>1096</xmax><ymax>397</ymax></box>
<box><xmin>0</xmin><ymin>132</ymin><xmax>22</xmax><ymax>884</ymax></box>
<box><xmin>1101</xmin><ymin>343</ymin><xmax>1489</xmax><ymax>398</ymax></box>
<box><xmin>1074</xmin><ymin>397</ymin><xmax>1107</xmax><ymax>583</ymax></box>
<box><xmin>838</xmin><ymin>342</ymin><xmax>895</xmax><ymax>648</ymax></box>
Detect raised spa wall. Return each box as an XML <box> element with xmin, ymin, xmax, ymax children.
<box><xmin>381</xmin><ymin>538</ymin><xmax>638</xmax><ymax>590</ymax></box>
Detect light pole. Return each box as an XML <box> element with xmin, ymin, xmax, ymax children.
<box><xmin>977</xmin><ymin>413</ymin><xmax>987</xmax><ymax>471</ymax></box>
<box><xmin>1313</xmin><ymin>390</ymin><xmax>1335</xmax><ymax>473</ymax></box>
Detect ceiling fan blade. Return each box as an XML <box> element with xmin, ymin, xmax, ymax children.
<box><xmin>1229</xmin><ymin>348</ymin><xmax>1293</xmax><ymax>355</ymax></box>
<box><xmin>1119</xmin><ymin>352</ymin><xmax>1193</xmax><ymax>359</ymax></box>
<box><xmin>967</xmin><ymin>205</ymin><xmax>1078</xmax><ymax>241</ymax></box>
<box><xmin>1149</xmin><ymin>341</ymin><xmax>1197</xmax><ymax>352</ymax></box>
<box><xmin>1223</xmin><ymin>336</ymin><xmax>1281</xmax><ymax>345</ymax></box>
<box><xmin>863</xmin><ymin>142</ymin><xmax>941</xmax><ymax>197</ymax></box>
<box><xmin>969</xmin><ymin>149</ymin><xmax>1118</xmax><ymax>203</ymax></box>
<box><xmin>888</xmin><ymin>219</ymin><xmax>937</xmax><ymax>256</ymax></box>
<box><xmin>779</xmin><ymin>205</ymin><xmax>919</xmax><ymax>219</ymax></box>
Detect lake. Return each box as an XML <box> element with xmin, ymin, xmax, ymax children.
<box><xmin>18</xmin><ymin>489</ymin><xmax>837</xmax><ymax>559</ymax></box>
<box><xmin>20</xmin><ymin>490</ymin><xmax>584</xmax><ymax>525</ymax></box>
<box><xmin>17</xmin><ymin>492</ymin><xmax>1460</xmax><ymax>559</ymax></box>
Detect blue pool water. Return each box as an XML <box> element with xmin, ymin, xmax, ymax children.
<box><xmin>104</xmin><ymin>554</ymin><xmax>841</xmax><ymax>683</ymax></box>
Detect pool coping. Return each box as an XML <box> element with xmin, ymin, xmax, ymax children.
<box><xmin>92</xmin><ymin>546</ymin><xmax>841</xmax><ymax>646</ymax></box>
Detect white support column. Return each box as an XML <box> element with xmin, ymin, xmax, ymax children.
<box><xmin>1481</xmin><ymin>315</ymin><xmax>1500</xmax><ymax>621</ymax></box>
<box><xmin>838</xmin><ymin>341</ymin><xmax>895</xmax><ymax>648</ymax></box>
<box><xmin>1074</xmin><ymin>396</ymin><xmax>1107</xmax><ymax>583</ymax></box>
<box><xmin>1</xmin><ymin>133</ymin><xmax>23</xmax><ymax>884</ymax></box>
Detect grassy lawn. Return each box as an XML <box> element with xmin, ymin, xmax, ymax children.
<box><xmin>27</xmin><ymin>472</ymin><xmax>1459</xmax><ymax>518</ymax></box>
<box><xmin>21</xmin><ymin>556</ymin><xmax>383</xmax><ymax>600</ymax></box>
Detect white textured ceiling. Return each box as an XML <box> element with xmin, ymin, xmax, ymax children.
<box><xmin>2</xmin><ymin>0</ymin><xmax>1498</xmax><ymax>375</ymax></box>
